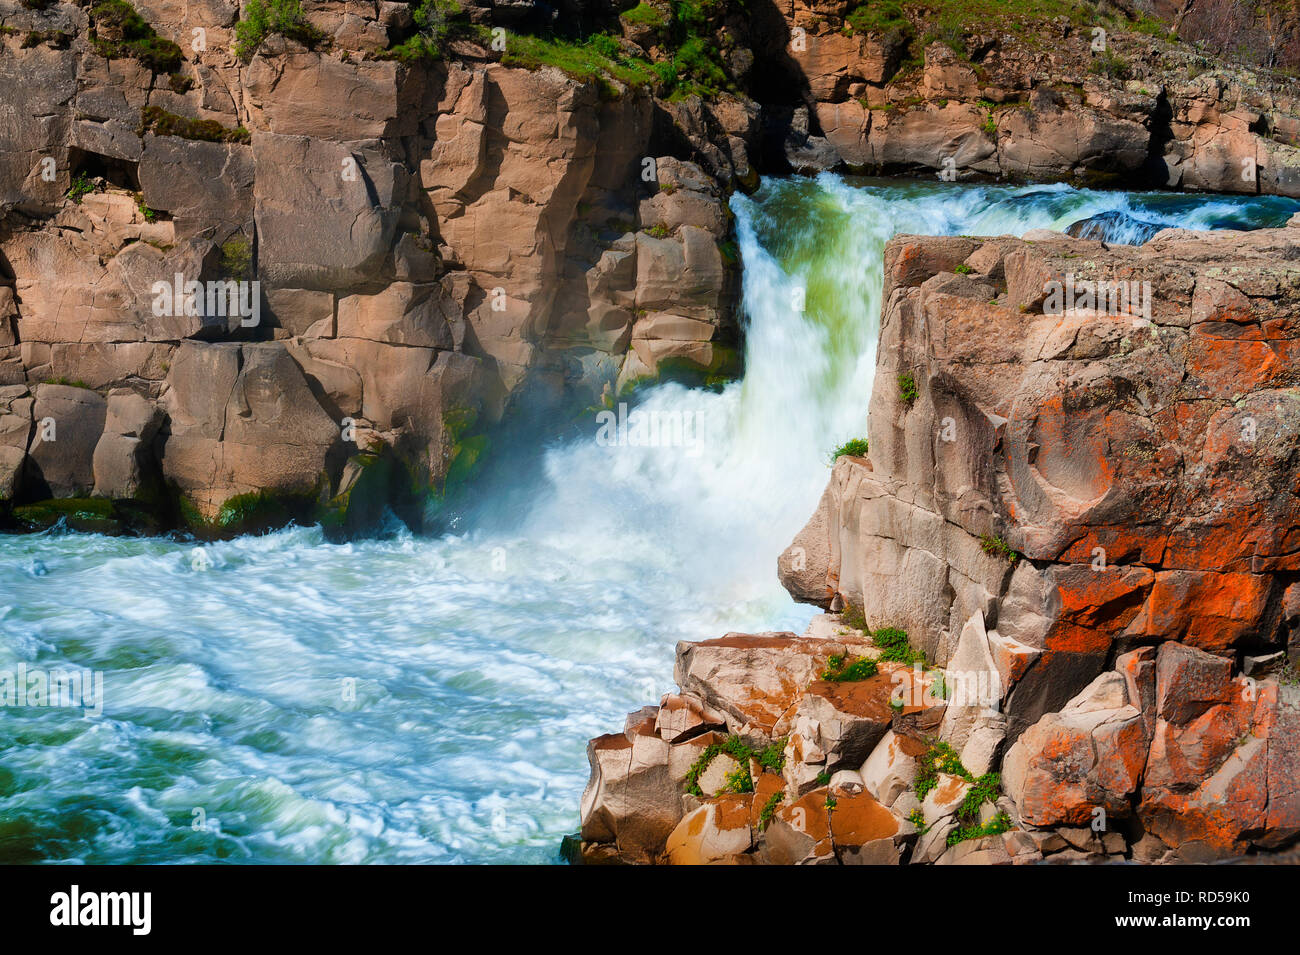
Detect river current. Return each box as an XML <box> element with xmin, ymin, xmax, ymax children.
<box><xmin>2</xmin><ymin>176</ymin><xmax>1295</xmax><ymax>863</ymax></box>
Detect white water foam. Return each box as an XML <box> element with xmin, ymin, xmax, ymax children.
<box><xmin>0</xmin><ymin>177</ymin><xmax>1293</xmax><ymax>863</ymax></box>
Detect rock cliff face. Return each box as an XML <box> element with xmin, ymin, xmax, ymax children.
<box><xmin>777</xmin><ymin>0</ymin><xmax>1300</xmax><ymax>195</ymax></box>
<box><xmin>577</xmin><ymin>218</ymin><xmax>1300</xmax><ymax>864</ymax></box>
<box><xmin>0</xmin><ymin>0</ymin><xmax>744</xmax><ymax>532</ymax></box>
<box><xmin>4</xmin><ymin>0</ymin><xmax>1300</xmax><ymax>534</ymax></box>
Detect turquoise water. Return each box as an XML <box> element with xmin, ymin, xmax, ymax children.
<box><xmin>1</xmin><ymin>178</ymin><xmax>1294</xmax><ymax>863</ymax></box>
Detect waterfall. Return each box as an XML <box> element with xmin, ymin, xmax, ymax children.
<box><xmin>1</xmin><ymin>176</ymin><xmax>1294</xmax><ymax>863</ymax></box>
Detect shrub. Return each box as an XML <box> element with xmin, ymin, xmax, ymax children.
<box><xmin>979</xmin><ymin>534</ymin><xmax>1019</xmax><ymax>564</ymax></box>
<box><xmin>219</xmin><ymin>237</ymin><xmax>253</xmax><ymax>279</ymax></box>
<box><xmin>831</xmin><ymin>437</ymin><xmax>869</xmax><ymax>460</ymax></box>
<box><xmin>1089</xmin><ymin>50</ymin><xmax>1130</xmax><ymax>81</ymax></box>
<box><xmin>66</xmin><ymin>172</ymin><xmax>97</xmax><ymax>204</ymax></box>
<box><xmin>821</xmin><ymin>653</ymin><xmax>879</xmax><ymax>682</ymax></box>
<box><xmin>898</xmin><ymin>371</ymin><xmax>919</xmax><ymax>403</ymax></box>
<box><xmin>89</xmin><ymin>0</ymin><xmax>183</xmax><ymax>73</ymax></box>
<box><xmin>234</xmin><ymin>0</ymin><xmax>328</xmax><ymax>61</ymax></box>
<box><xmin>874</xmin><ymin>626</ymin><xmax>925</xmax><ymax>666</ymax></box>
<box><xmin>383</xmin><ymin>0</ymin><xmax>463</xmax><ymax>61</ymax></box>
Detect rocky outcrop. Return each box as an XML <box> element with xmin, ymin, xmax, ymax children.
<box><xmin>580</xmin><ymin>218</ymin><xmax>1300</xmax><ymax>864</ymax></box>
<box><xmin>0</xmin><ymin>0</ymin><xmax>741</xmax><ymax>533</ymax></box>
<box><xmin>766</xmin><ymin>219</ymin><xmax>1300</xmax><ymax>862</ymax></box>
<box><xmin>781</xmin><ymin>219</ymin><xmax>1300</xmax><ymax>740</ymax></box>
<box><xmin>573</xmin><ymin>614</ymin><xmax>1044</xmax><ymax>865</ymax></box>
<box><xmin>3</xmin><ymin>0</ymin><xmax>1298</xmax><ymax>535</ymax></box>
<box><xmin>774</xmin><ymin>3</ymin><xmax>1300</xmax><ymax>196</ymax></box>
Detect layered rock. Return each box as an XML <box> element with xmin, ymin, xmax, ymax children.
<box><xmin>580</xmin><ymin>218</ymin><xmax>1300</xmax><ymax>864</ymax></box>
<box><xmin>575</xmin><ymin>614</ymin><xmax>1045</xmax><ymax>865</ymax></box>
<box><xmin>0</xmin><ymin>0</ymin><xmax>740</xmax><ymax>532</ymax></box>
<box><xmin>777</xmin><ymin>6</ymin><xmax>1300</xmax><ymax>196</ymax></box>
<box><xmin>767</xmin><ymin>219</ymin><xmax>1300</xmax><ymax>862</ymax></box>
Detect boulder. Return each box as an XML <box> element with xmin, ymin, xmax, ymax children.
<box><xmin>26</xmin><ymin>384</ymin><xmax>108</xmax><ymax>498</ymax></box>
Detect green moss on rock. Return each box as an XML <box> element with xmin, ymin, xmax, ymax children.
<box><xmin>13</xmin><ymin>497</ymin><xmax>123</xmax><ymax>534</ymax></box>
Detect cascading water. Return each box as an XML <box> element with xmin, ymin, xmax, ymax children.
<box><xmin>1</xmin><ymin>176</ymin><xmax>1295</xmax><ymax>863</ymax></box>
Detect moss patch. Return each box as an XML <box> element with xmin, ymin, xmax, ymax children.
<box><xmin>13</xmin><ymin>498</ymin><xmax>122</xmax><ymax>534</ymax></box>
<box><xmin>89</xmin><ymin>0</ymin><xmax>182</xmax><ymax>73</ymax></box>
<box><xmin>140</xmin><ymin>106</ymin><xmax>250</xmax><ymax>144</ymax></box>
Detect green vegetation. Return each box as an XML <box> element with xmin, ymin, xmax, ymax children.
<box><xmin>979</xmin><ymin>533</ymin><xmax>1019</xmax><ymax>564</ymax></box>
<box><xmin>22</xmin><ymin>29</ymin><xmax>73</xmax><ymax>48</ymax></box>
<box><xmin>953</xmin><ymin>263</ymin><xmax>974</xmax><ymax>274</ymax></box>
<box><xmin>234</xmin><ymin>0</ymin><xmax>328</xmax><ymax>61</ymax></box>
<box><xmin>215</xmin><ymin>491</ymin><xmax>288</xmax><ymax>530</ymax></box>
<box><xmin>845</xmin><ymin>1</ymin><xmax>911</xmax><ymax>43</ymax></box>
<box><xmin>440</xmin><ymin>406</ymin><xmax>489</xmax><ymax>498</ymax></box>
<box><xmin>645</xmin><ymin>222</ymin><xmax>672</xmax><ymax>239</ymax></box>
<box><xmin>502</xmin><ymin>1</ymin><xmax>743</xmax><ymax>100</ymax></box>
<box><xmin>821</xmin><ymin>653</ymin><xmax>879</xmax><ymax>682</ymax></box>
<box><xmin>42</xmin><ymin>377</ymin><xmax>92</xmax><ymax>389</ymax></box>
<box><xmin>914</xmin><ymin>740</ymin><xmax>967</xmax><ymax>800</ymax></box>
<box><xmin>815</xmin><ymin>770</ymin><xmax>831</xmax><ymax>786</ymax></box>
<box><xmin>831</xmin><ymin>437</ymin><xmax>869</xmax><ymax>461</ymax></box>
<box><xmin>89</xmin><ymin>0</ymin><xmax>182</xmax><ymax>73</ymax></box>
<box><xmin>1130</xmin><ymin>12</ymin><xmax>1175</xmax><ymax>38</ymax></box>
<box><xmin>840</xmin><ymin>602</ymin><xmax>869</xmax><ymax>632</ymax></box>
<box><xmin>502</xmin><ymin>32</ymin><xmax>661</xmax><ymax>98</ymax></box>
<box><xmin>1089</xmin><ymin>49</ymin><xmax>1130</xmax><ymax>80</ymax></box>
<box><xmin>383</xmin><ymin>0</ymin><xmax>465</xmax><ymax>62</ymax></box>
<box><xmin>947</xmin><ymin>810</ymin><xmax>1012</xmax><ymax>846</ymax></box>
<box><xmin>622</xmin><ymin>2</ymin><xmax>669</xmax><ymax>28</ymax></box>
<box><xmin>898</xmin><ymin>371</ymin><xmax>919</xmax><ymax>404</ymax></box>
<box><xmin>912</xmin><ymin>740</ymin><xmax>1010</xmax><ymax>847</ymax></box>
<box><xmin>135</xmin><ymin>193</ymin><xmax>158</xmax><ymax>222</ymax></box>
<box><xmin>66</xmin><ymin>172</ymin><xmax>97</xmax><ymax>204</ymax></box>
<box><xmin>12</xmin><ymin>497</ymin><xmax>120</xmax><ymax>534</ymax></box>
<box><xmin>683</xmin><ymin>735</ymin><xmax>785</xmax><ymax>796</ymax></box>
<box><xmin>757</xmin><ymin>790</ymin><xmax>784</xmax><ymax>831</ymax></box>
<box><xmin>958</xmin><ymin>771</ymin><xmax>1002</xmax><ymax>819</ymax></box>
<box><xmin>140</xmin><ymin>105</ymin><xmax>251</xmax><ymax>144</ymax></box>
<box><xmin>219</xmin><ymin>237</ymin><xmax>253</xmax><ymax>279</ymax></box>
<box><xmin>873</xmin><ymin>626</ymin><xmax>926</xmax><ymax>666</ymax></box>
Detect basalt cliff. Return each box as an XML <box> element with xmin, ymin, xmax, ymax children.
<box><xmin>576</xmin><ymin>219</ymin><xmax>1300</xmax><ymax>865</ymax></box>
<box><xmin>4</xmin><ymin>0</ymin><xmax>1300</xmax><ymax>535</ymax></box>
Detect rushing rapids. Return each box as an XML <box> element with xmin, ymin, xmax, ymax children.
<box><xmin>1</xmin><ymin>177</ymin><xmax>1295</xmax><ymax>863</ymax></box>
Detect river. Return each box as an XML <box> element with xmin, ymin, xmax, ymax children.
<box><xmin>1</xmin><ymin>176</ymin><xmax>1295</xmax><ymax>863</ymax></box>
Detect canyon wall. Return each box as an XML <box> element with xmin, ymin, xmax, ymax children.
<box><xmin>577</xmin><ymin>218</ymin><xmax>1300</xmax><ymax>864</ymax></box>
<box><xmin>4</xmin><ymin>0</ymin><xmax>1300</xmax><ymax>537</ymax></box>
<box><xmin>0</xmin><ymin>0</ymin><xmax>743</xmax><ymax>533</ymax></box>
